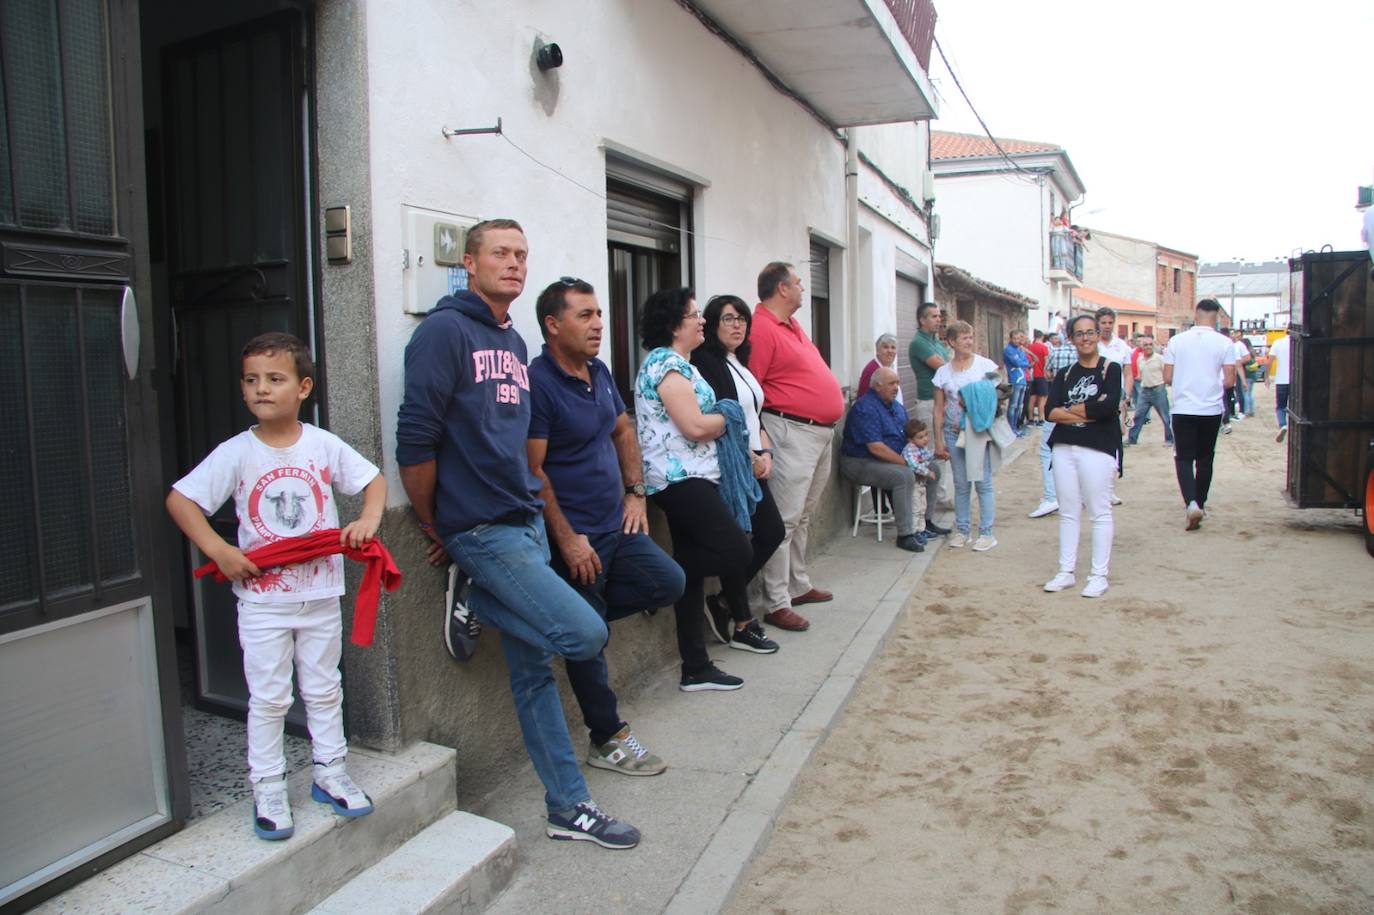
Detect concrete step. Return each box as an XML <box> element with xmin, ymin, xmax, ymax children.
<box><xmin>35</xmin><ymin>741</ymin><xmax>459</xmax><ymax>915</ymax></box>
<box><xmin>308</xmin><ymin>811</ymin><xmax>516</xmax><ymax>915</ymax></box>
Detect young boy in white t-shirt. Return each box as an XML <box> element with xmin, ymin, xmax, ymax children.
<box><xmin>166</xmin><ymin>332</ymin><xmax>386</xmax><ymax>840</ymax></box>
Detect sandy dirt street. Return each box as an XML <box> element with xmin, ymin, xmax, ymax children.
<box><xmin>733</xmin><ymin>383</ymin><xmax>1374</xmax><ymax>914</ymax></box>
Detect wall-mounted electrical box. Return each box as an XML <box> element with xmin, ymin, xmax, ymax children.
<box><xmin>402</xmin><ymin>205</ymin><xmax>478</xmax><ymax>315</ymax></box>
<box><xmin>922</xmin><ymin>171</ymin><xmax>936</xmax><ymax>205</ymax></box>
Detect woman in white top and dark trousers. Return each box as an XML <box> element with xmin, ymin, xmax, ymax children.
<box><xmin>1043</xmin><ymin>314</ymin><xmax>1122</xmax><ymax>599</ymax></box>
<box><xmin>692</xmin><ymin>295</ymin><xmax>788</xmax><ymax>647</ymax></box>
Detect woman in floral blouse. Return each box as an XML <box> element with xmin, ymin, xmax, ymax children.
<box><xmin>635</xmin><ymin>287</ymin><xmax>752</xmax><ymax>692</ymax></box>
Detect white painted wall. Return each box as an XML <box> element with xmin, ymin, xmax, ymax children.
<box><xmin>355</xmin><ymin>0</ymin><xmax>932</xmax><ymax>503</ymax></box>
<box><xmin>931</xmin><ymin>173</ymin><xmax>1047</xmax><ymax>315</ymax></box>
<box><xmin>1080</xmin><ymin>230</ymin><xmax>1156</xmax><ymax>305</ymax></box>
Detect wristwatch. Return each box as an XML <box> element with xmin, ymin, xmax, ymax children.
<box><xmin>624</xmin><ymin>482</ymin><xmax>647</xmax><ymax>497</ymax></box>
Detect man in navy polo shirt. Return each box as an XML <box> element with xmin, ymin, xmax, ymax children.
<box><xmin>527</xmin><ymin>277</ymin><xmax>685</xmax><ymax>777</ymax></box>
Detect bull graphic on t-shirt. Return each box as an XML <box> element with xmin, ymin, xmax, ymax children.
<box><xmin>265</xmin><ymin>489</ymin><xmax>309</xmax><ymax>529</ymax></box>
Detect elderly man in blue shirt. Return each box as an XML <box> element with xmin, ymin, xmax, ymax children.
<box><xmin>838</xmin><ymin>367</ymin><xmax>924</xmax><ymax>553</ymax></box>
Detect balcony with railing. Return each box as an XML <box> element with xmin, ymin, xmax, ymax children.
<box><xmin>1050</xmin><ymin>228</ymin><xmax>1084</xmax><ymax>285</ymax></box>
<box><xmin>688</xmin><ymin>0</ymin><xmax>938</xmax><ymax>126</ymax></box>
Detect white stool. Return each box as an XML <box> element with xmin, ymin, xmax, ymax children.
<box><xmin>852</xmin><ymin>485</ymin><xmax>895</xmax><ymax>541</ymax></box>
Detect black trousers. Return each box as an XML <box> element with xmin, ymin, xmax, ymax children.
<box><xmin>652</xmin><ymin>477</ymin><xmax>783</xmax><ymax>673</ymax></box>
<box><xmin>1172</xmin><ymin>413</ymin><xmax>1222</xmax><ymax>508</ymax></box>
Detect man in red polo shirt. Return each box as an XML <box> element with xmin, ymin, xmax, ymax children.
<box><xmin>749</xmin><ymin>261</ymin><xmax>845</xmax><ymax>632</ymax></box>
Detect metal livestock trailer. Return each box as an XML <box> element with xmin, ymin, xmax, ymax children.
<box><xmin>1284</xmin><ymin>250</ymin><xmax>1374</xmax><ymax>555</ymax></box>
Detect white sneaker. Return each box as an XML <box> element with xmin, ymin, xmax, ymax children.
<box><xmin>972</xmin><ymin>534</ymin><xmax>998</xmax><ymax>552</ymax></box>
<box><xmin>1081</xmin><ymin>576</ymin><xmax>1109</xmax><ymax>598</ymax></box>
<box><xmin>1233</xmin><ymin>414</ymin><xmax>1244</xmax><ymax>422</ymax></box>
<box><xmin>1028</xmin><ymin>500</ymin><xmax>1058</xmax><ymax>518</ymax></box>
<box><xmin>312</xmin><ymin>759</ymin><xmax>374</xmax><ymax>817</ymax></box>
<box><xmin>1110</xmin><ymin>494</ymin><xmax>1123</xmax><ymax>506</ymax></box>
<box><xmin>1185</xmin><ymin>501</ymin><xmax>1204</xmax><ymax>531</ymax></box>
<box><xmin>1043</xmin><ymin>572</ymin><xmax>1076</xmax><ymax>592</ymax></box>
<box><xmin>252</xmin><ymin>775</ymin><xmax>293</xmax><ymax>840</ymax></box>
<box><xmin>1275</xmin><ymin>427</ymin><xmax>1287</xmax><ymax>443</ymax></box>
<box><xmin>946</xmin><ymin>531</ymin><xmax>968</xmax><ymax>548</ymax></box>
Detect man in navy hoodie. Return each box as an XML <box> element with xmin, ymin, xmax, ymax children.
<box><xmin>396</xmin><ymin>219</ymin><xmax>640</xmax><ymax>850</ymax></box>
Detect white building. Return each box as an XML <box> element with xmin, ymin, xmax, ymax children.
<box><xmin>1198</xmin><ymin>261</ymin><xmax>1294</xmax><ymax>330</ymax></box>
<box><xmin>928</xmin><ymin>130</ymin><xmax>1087</xmax><ymax>334</ymax></box>
<box><xmin>0</xmin><ymin>0</ymin><xmax>943</xmax><ymax>904</ymax></box>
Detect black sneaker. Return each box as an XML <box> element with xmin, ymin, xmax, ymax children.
<box><xmin>679</xmin><ymin>663</ymin><xmax>744</xmax><ymax>692</ymax></box>
<box><xmin>444</xmin><ymin>564</ymin><xmax>481</xmax><ymax>662</ymax></box>
<box><xmin>924</xmin><ymin>520</ymin><xmax>951</xmax><ymax>536</ymax></box>
<box><xmin>703</xmin><ymin>594</ymin><xmax>731</xmax><ymax>646</ymax></box>
<box><xmin>730</xmin><ymin>620</ymin><xmax>779</xmax><ymax>654</ymax></box>
<box><xmin>895</xmin><ymin>534</ymin><xmax>924</xmax><ymax>553</ymax></box>
<box><xmin>546</xmin><ymin>801</ymin><xmax>640</xmax><ymax>849</ymax></box>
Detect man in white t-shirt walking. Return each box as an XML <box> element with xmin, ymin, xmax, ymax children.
<box><xmin>1163</xmin><ymin>299</ymin><xmax>1236</xmax><ymax>530</ymax></box>
<box><xmin>1096</xmin><ymin>307</ymin><xmax>1134</xmax><ymax>431</ymax></box>
<box><xmin>1269</xmin><ymin>331</ymin><xmax>1292</xmax><ymax>442</ymax></box>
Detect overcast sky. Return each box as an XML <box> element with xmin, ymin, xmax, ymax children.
<box><xmin>927</xmin><ymin>0</ymin><xmax>1374</xmax><ymax>264</ymax></box>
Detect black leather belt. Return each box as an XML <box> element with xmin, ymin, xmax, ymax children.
<box><xmin>763</xmin><ymin>407</ymin><xmax>836</xmax><ymax>429</ymax></box>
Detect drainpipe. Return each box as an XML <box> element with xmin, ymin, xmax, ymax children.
<box><xmin>845</xmin><ymin>128</ymin><xmax>860</xmax><ymax>393</ymax></box>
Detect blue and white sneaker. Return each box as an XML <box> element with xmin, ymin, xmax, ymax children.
<box><xmin>444</xmin><ymin>563</ymin><xmax>481</xmax><ymax>662</ymax></box>
<box><xmin>311</xmin><ymin>759</ymin><xmax>374</xmax><ymax>818</ymax></box>
<box><xmin>252</xmin><ymin>775</ymin><xmax>293</xmax><ymax>840</ymax></box>
<box><xmin>546</xmin><ymin>801</ymin><xmax>640</xmax><ymax>849</ymax></box>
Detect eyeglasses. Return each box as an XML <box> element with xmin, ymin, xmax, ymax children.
<box><xmin>1071</xmin><ymin>329</ymin><xmax>1099</xmax><ymax>339</ymax></box>
<box><xmin>719</xmin><ymin>314</ymin><xmax>747</xmax><ymax>326</ymax></box>
<box><xmin>557</xmin><ymin>276</ymin><xmax>585</xmax><ymax>286</ymax></box>
<box><xmin>683</xmin><ymin>310</ymin><xmax>702</xmax><ymax>321</ymax></box>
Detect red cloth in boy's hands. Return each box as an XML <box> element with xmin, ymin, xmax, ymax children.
<box><xmin>194</xmin><ymin>529</ymin><xmax>401</xmax><ymax>647</ymax></box>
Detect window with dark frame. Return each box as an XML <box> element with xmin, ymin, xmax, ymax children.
<box><xmin>604</xmin><ymin>163</ymin><xmax>693</xmax><ymax>404</ymax></box>
<box><xmin>808</xmin><ymin>239</ymin><xmax>832</xmax><ymax>365</ymax></box>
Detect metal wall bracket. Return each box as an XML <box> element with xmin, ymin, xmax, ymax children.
<box><xmin>442</xmin><ymin>118</ymin><xmax>502</xmax><ymax>139</ymax></box>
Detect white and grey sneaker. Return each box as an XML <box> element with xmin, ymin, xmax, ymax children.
<box><xmin>252</xmin><ymin>775</ymin><xmax>293</xmax><ymax>841</ymax></box>
<box><xmin>546</xmin><ymin>801</ymin><xmax>640</xmax><ymax>849</ymax></box>
<box><xmin>1185</xmin><ymin>501</ymin><xmax>1204</xmax><ymax>531</ymax></box>
<box><xmin>588</xmin><ymin>726</ymin><xmax>667</xmax><ymax>777</ymax></box>
<box><xmin>1043</xmin><ymin>572</ymin><xmax>1076</xmax><ymax>592</ymax></box>
<box><xmin>946</xmin><ymin>531</ymin><xmax>968</xmax><ymax>549</ymax></box>
<box><xmin>444</xmin><ymin>563</ymin><xmax>481</xmax><ymax>661</ymax></box>
<box><xmin>312</xmin><ymin>758</ymin><xmax>374</xmax><ymax>817</ymax></box>
<box><xmin>1028</xmin><ymin>500</ymin><xmax>1059</xmax><ymax>518</ymax></box>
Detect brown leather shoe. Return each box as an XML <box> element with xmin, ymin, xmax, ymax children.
<box><xmin>763</xmin><ymin>607</ymin><xmax>810</xmax><ymax>631</ymax></box>
<box><xmin>791</xmin><ymin>588</ymin><xmax>833</xmax><ymax>606</ymax></box>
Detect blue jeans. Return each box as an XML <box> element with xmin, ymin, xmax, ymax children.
<box><xmin>1236</xmin><ymin>373</ymin><xmax>1258</xmax><ymax>412</ymax></box>
<box><xmin>945</xmin><ymin>428</ymin><xmax>995</xmax><ymax>536</ymax></box>
<box><xmin>444</xmin><ymin>516</ymin><xmax>608</xmax><ymax>816</ymax></box>
<box><xmin>550</xmin><ymin>530</ymin><xmax>685</xmax><ymax>745</ymax></box>
<box><xmin>1039</xmin><ymin>420</ymin><xmax>1056</xmax><ymax>503</ymax></box>
<box><xmin>1008</xmin><ymin>383</ymin><xmax>1028</xmax><ymax>434</ymax></box>
<box><xmin>1128</xmin><ymin>384</ymin><xmax>1173</xmax><ymax>444</ymax></box>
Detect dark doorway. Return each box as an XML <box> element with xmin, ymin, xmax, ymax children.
<box><xmin>149</xmin><ymin>7</ymin><xmax>317</xmax><ymax>727</ymax></box>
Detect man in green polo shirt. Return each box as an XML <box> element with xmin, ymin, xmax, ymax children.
<box><xmin>907</xmin><ymin>302</ymin><xmax>952</xmax><ymax>532</ymax></box>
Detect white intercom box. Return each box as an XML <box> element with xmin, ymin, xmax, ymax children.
<box><xmin>401</xmin><ymin>205</ymin><xmax>479</xmax><ymax>315</ymax></box>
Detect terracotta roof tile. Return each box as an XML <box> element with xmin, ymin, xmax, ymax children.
<box><xmin>930</xmin><ymin>130</ymin><xmax>1061</xmax><ymax>161</ymax></box>
<box><xmin>1070</xmin><ymin>286</ymin><xmax>1156</xmax><ymax>315</ymax></box>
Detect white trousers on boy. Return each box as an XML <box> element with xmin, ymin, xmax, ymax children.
<box><xmin>1050</xmin><ymin>444</ymin><xmax>1115</xmax><ymax>579</ymax></box>
<box><xmin>238</xmin><ymin>596</ymin><xmax>346</xmax><ymax>782</ymax></box>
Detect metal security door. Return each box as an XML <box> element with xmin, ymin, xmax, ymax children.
<box><xmin>0</xmin><ymin>0</ymin><xmax>186</xmax><ymax>908</ymax></box>
<box><xmin>162</xmin><ymin>12</ymin><xmax>314</xmax><ymax>723</ymax></box>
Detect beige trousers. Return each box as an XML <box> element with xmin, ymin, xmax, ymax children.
<box><xmin>759</xmin><ymin>414</ymin><xmax>834</xmax><ymax>611</ymax></box>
